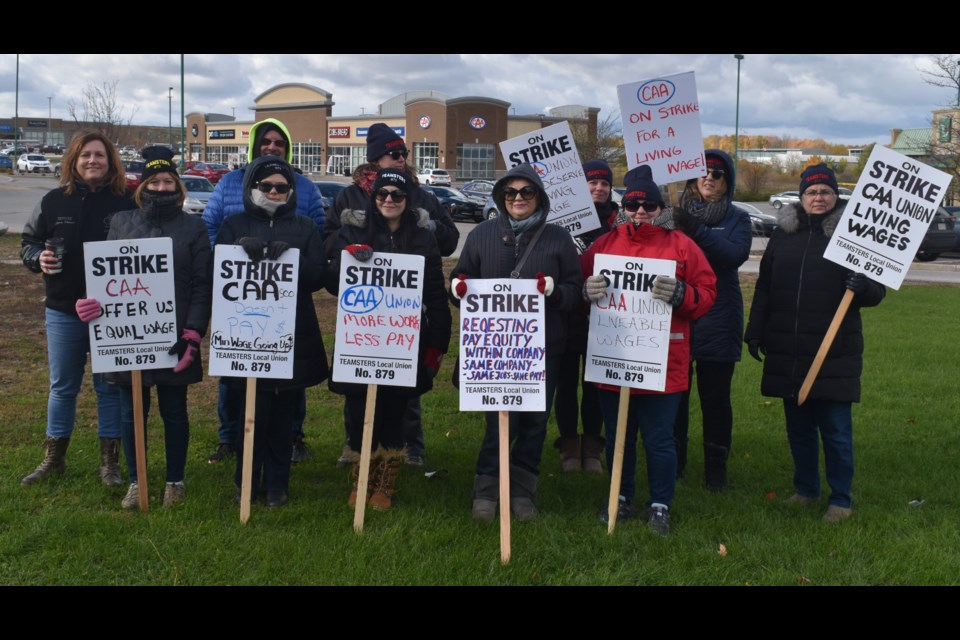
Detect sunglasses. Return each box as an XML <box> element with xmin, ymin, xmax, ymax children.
<box><xmin>622</xmin><ymin>200</ymin><xmax>661</xmax><ymax>214</ymax></box>
<box><xmin>502</xmin><ymin>186</ymin><xmax>538</xmax><ymax>201</ymax></box>
<box><xmin>262</xmin><ymin>137</ymin><xmax>286</xmax><ymax>148</ymax></box>
<box><xmin>255</xmin><ymin>181</ymin><xmax>291</xmax><ymax>194</ymax></box>
<box><xmin>387</xmin><ymin>150</ymin><xmax>409</xmax><ymax>160</ymax></box>
<box><xmin>375</xmin><ymin>188</ymin><xmax>407</xmax><ymax>202</ymax></box>
<box><xmin>703</xmin><ymin>169</ymin><xmax>726</xmax><ymax>180</ymax></box>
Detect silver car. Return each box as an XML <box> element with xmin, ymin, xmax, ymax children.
<box><xmin>768</xmin><ymin>191</ymin><xmax>800</xmax><ymax>209</ymax></box>
<box><xmin>181</xmin><ymin>175</ymin><xmax>215</xmax><ymax>215</ymax></box>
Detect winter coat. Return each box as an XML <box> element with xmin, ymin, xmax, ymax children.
<box><xmin>743</xmin><ymin>202</ymin><xmax>885</xmax><ymax>402</ymax></box>
<box><xmin>324</xmin><ymin>164</ymin><xmax>459</xmax><ymax>257</ymax></box>
<box><xmin>201</xmin><ymin>119</ymin><xmax>324</xmax><ymax>246</ymax></box>
<box><xmin>450</xmin><ymin>163</ymin><xmax>583</xmax><ymax>357</ymax></box>
<box><xmin>325</xmin><ymin>207</ymin><xmax>452</xmax><ymax>397</ymax></box>
<box><xmin>213</xmin><ymin>156</ymin><xmax>330</xmax><ymax>391</ymax></box>
<box><xmin>681</xmin><ymin>149</ymin><xmax>752</xmax><ymax>362</ymax></box>
<box><xmin>21</xmin><ymin>183</ymin><xmax>136</xmax><ymax>315</ymax></box>
<box><xmin>581</xmin><ymin>220</ymin><xmax>717</xmax><ymax>395</ymax></box>
<box><xmin>104</xmin><ymin>198</ymin><xmax>212</xmax><ymax>386</ymax></box>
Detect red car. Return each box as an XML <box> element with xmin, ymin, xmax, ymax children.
<box><xmin>182</xmin><ymin>162</ymin><xmax>230</xmax><ymax>184</ymax></box>
<box><xmin>124</xmin><ymin>160</ymin><xmax>146</xmax><ymax>190</ymax></box>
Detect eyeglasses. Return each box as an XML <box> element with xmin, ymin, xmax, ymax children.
<box><xmin>386</xmin><ymin>150</ymin><xmax>409</xmax><ymax>161</ymax></box>
<box><xmin>255</xmin><ymin>181</ymin><xmax>291</xmax><ymax>194</ymax></box>
<box><xmin>702</xmin><ymin>169</ymin><xmax>726</xmax><ymax>180</ymax></box>
<box><xmin>622</xmin><ymin>200</ymin><xmax>661</xmax><ymax>213</ymax></box>
<box><xmin>375</xmin><ymin>188</ymin><xmax>407</xmax><ymax>202</ymax></box>
<box><xmin>803</xmin><ymin>189</ymin><xmax>836</xmax><ymax>198</ymax></box>
<box><xmin>502</xmin><ymin>186</ymin><xmax>538</xmax><ymax>201</ymax></box>
<box><xmin>262</xmin><ymin>137</ymin><xmax>286</xmax><ymax>148</ymax></box>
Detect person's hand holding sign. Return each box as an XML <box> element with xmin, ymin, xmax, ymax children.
<box><xmin>451</xmin><ymin>274</ymin><xmax>468</xmax><ymax>300</ymax></box>
<box><xmin>346</xmin><ymin>244</ymin><xmax>373</xmax><ymax>262</ymax></box>
<box><xmin>652</xmin><ymin>275</ymin><xmax>686</xmax><ymax>307</ymax></box>
<box><xmin>239</xmin><ymin>237</ymin><xmax>266</xmax><ymax>262</ymax></box>
<box><xmin>536</xmin><ymin>272</ymin><xmax>554</xmax><ymax>297</ymax></box>
<box><xmin>424</xmin><ymin>346</ymin><xmax>443</xmax><ymax>378</ymax></box>
<box><xmin>845</xmin><ymin>272</ymin><xmax>868</xmax><ymax>295</ymax></box>
<box><xmin>169</xmin><ymin>328</ymin><xmax>201</xmax><ymax>373</ymax></box>
<box><xmin>266</xmin><ymin>240</ymin><xmax>290</xmax><ymax>261</ymax></box>
<box><xmin>582</xmin><ymin>274</ymin><xmax>609</xmax><ymax>303</ymax></box>
<box><xmin>75</xmin><ymin>298</ymin><xmax>102</xmax><ymax>323</ymax></box>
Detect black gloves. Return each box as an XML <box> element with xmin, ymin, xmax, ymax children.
<box><xmin>239</xmin><ymin>237</ymin><xmax>266</xmax><ymax>262</ymax></box>
<box><xmin>674</xmin><ymin>206</ymin><xmax>699</xmax><ymax>236</ymax></box>
<box><xmin>266</xmin><ymin>240</ymin><xmax>290</xmax><ymax>261</ymax></box>
<box><xmin>747</xmin><ymin>340</ymin><xmax>765</xmax><ymax>363</ymax></box>
<box><xmin>845</xmin><ymin>272</ymin><xmax>868</xmax><ymax>295</ymax></box>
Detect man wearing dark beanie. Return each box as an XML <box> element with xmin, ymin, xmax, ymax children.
<box><xmin>325</xmin><ymin>122</ymin><xmax>459</xmax><ymax>469</ymax></box>
<box><xmin>202</xmin><ymin>117</ymin><xmax>327</xmax><ymax>466</ymax></box>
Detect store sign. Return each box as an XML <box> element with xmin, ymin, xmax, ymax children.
<box><xmin>329</xmin><ymin>127</ymin><xmax>351</xmax><ymax>138</ymax></box>
<box><xmin>27</xmin><ymin>120</ymin><xmax>48</xmax><ymax>128</ymax></box>
<box><xmin>419</xmin><ymin>116</ymin><xmax>431</xmax><ymax>129</ymax></box>
<box><xmin>210</xmin><ymin>129</ymin><xmax>236</xmax><ymax>140</ymax></box>
<box><xmin>468</xmin><ymin>116</ymin><xmax>486</xmax><ymax>130</ymax></box>
<box><xmin>191</xmin><ymin>124</ymin><xmax>199</xmax><ymax>138</ymax></box>
<box><xmin>357</xmin><ymin>126</ymin><xmax>405</xmax><ymax>138</ymax></box>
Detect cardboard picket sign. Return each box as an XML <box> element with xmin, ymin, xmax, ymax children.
<box><xmin>498</xmin><ymin>120</ymin><xmax>600</xmax><ymax>237</ymax></box>
<box><xmin>617</xmin><ymin>71</ymin><xmax>705</xmax><ymax>185</ymax></box>
<box><xmin>584</xmin><ymin>254</ymin><xmax>676</xmax><ymax>392</ymax></box>
<box><xmin>83</xmin><ymin>237</ymin><xmax>178</xmax><ymax>374</ymax></box>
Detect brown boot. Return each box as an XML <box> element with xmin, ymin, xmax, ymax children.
<box><xmin>99</xmin><ymin>437</ymin><xmax>123</xmax><ymax>487</ymax></box>
<box><xmin>21</xmin><ymin>437</ymin><xmax>70</xmax><ymax>486</ymax></box>
<box><xmin>368</xmin><ymin>449</ymin><xmax>404</xmax><ymax>511</ymax></box>
<box><xmin>554</xmin><ymin>435</ymin><xmax>581</xmax><ymax>473</ymax></box>
<box><xmin>345</xmin><ymin>450</ymin><xmax>367</xmax><ymax>507</ymax></box>
<box><xmin>581</xmin><ymin>435</ymin><xmax>605</xmax><ymax>474</ymax></box>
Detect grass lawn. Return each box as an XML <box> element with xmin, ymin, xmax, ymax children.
<box><xmin>1</xmin><ymin>233</ymin><xmax>958</xmax><ymax>586</ymax></box>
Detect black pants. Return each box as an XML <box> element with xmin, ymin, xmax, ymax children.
<box><xmin>346</xmin><ymin>388</ymin><xmax>412</xmax><ymax>453</ymax></box>
<box><xmin>553</xmin><ymin>349</ymin><xmax>602</xmax><ymax>438</ymax></box>
<box><xmin>233</xmin><ymin>387</ymin><xmax>296</xmax><ymax>494</ymax></box>
<box><xmin>674</xmin><ymin>360</ymin><xmax>736</xmax><ymax>451</ymax></box>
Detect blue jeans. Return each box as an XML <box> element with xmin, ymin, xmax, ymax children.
<box><xmin>218</xmin><ymin>382</ymin><xmax>306</xmax><ymax>444</ymax></box>
<box><xmin>598</xmin><ymin>389</ymin><xmax>680</xmax><ymax>508</ymax></box>
<box><xmin>120</xmin><ymin>385</ymin><xmax>190</xmax><ymax>484</ymax></box>
<box><xmin>475</xmin><ymin>356</ymin><xmax>560</xmax><ymax>477</ymax></box>
<box><xmin>782</xmin><ymin>399</ymin><xmax>854</xmax><ymax>508</ymax></box>
<box><xmin>45</xmin><ymin>308</ymin><xmax>121</xmax><ymax>439</ymax></box>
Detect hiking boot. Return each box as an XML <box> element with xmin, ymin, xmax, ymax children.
<box><xmin>599</xmin><ymin>496</ymin><xmax>633</xmax><ymax>524</ymax></box>
<box><xmin>336</xmin><ymin>444</ymin><xmax>351</xmax><ymax>468</ymax></box>
<box><xmin>472</xmin><ymin>475</ymin><xmax>498</xmax><ymax>522</ymax></box>
<box><xmin>554</xmin><ymin>435</ymin><xmax>581</xmax><ymax>473</ymax></box>
<box><xmin>823</xmin><ymin>504</ymin><xmax>852</xmax><ymax>523</ymax></box>
<box><xmin>291</xmin><ymin>435</ymin><xmax>311</xmax><ymax>464</ymax></box>
<box><xmin>581</xmin><ymin>435</ymin><xmax>605</xmax><ymax>474</ymax></box>
<box><xmin>786</xmin><ymin>493</ymin><xmax>819</xmax><ymax>506</ymax></box>
<box><xmin>122</xmin><ymin>483</ymin><xmax>140</xmax><ymax>510</ymax></box>
<box><xmin>207</xmin><ymin>443</ymin><xmax>235</xmax><ymax>464</ymax></box>
<box><xmin>163</xmin><ymin>482</ymin><xmax>186</xmax><ymax>507</ymax></box>
<box><xmin>99</xmin><ymin>437</ymin><xmax>123</xmax><ymax>487</ymax></box>
<box><xmin>647</xmin><ymin>505</ymin><xmax>671</xmax><ymax>536</ymax></box>
<box><xmin>20</xmin><ymin>437</ymin><xmax>70</xmax><ymax>486</ymax></box>
<box><xmin>704</xmin><ymin>443</ymin><xmax>729</xmax><ymax>492</ymax></box>
<box><xmin>509</xmin><ymin>465</ymin><xmax>539</xmax><ymax>521</ymax></box>
<box><xmin>265</xmin><ymin>490</ymin><xmax>288</xmax><ymax>508</ymax></box>
<box><xmin>368</xmin><ymin>450</ymin><xmax>404</xmax><ymax>511</ymax></box>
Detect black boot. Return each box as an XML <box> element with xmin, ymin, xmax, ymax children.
<box><xmin>704</xmin><ymin>443</ymin><xmax>729</xmax><ymax>491</ymax></box>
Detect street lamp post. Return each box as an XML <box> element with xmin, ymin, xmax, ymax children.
<box><xmin>47</xmin><ymin>96</ymin><xmax>52</xmax><ymax>145</ymax></box>
<box><xmin>734</xmin><ymin>54</ymin><xmax>744</xmax><ymax>162</ymax></box>
<box><xmin>168</xmin><ymin>87</ymin><xmax>174</xmax><ymax>150</ymax></box>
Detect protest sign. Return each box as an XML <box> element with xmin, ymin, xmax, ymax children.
<box><xmin>83</xmin><ymin>237</ymin><xmax>177</xmax><ymax>374</ymax></box>
<box><xmin>333</xmin><ymin>251</ymin><xmax>425</xmax><ymax>388</ymax></box>
<box><xmin>498</xmin><ymin>120</ymin><xmax>600</xmax><ymax>236</ymax></box>
<box><xmin>584</xmin><ymin>254</ymin><xmax>675</xmax><ymax>392</ymax></box>
<box><xmin>618</xmin><ymin>71</ymin><xmax>705</xmax><ymax>184</ymax></box>
<box><xmin>823</xmin><ymin>145</ymin><xmax>952</xmax><ymax>290</ymax></box>
<box><xmin>208</xmin><ymin>244</ymin><xmax>299</xmax><ymax>379</ymax></box>
<box><xmin>459</xmin><ymin>278</ymin><xmax>545</xmax><ymax>412</ymax></box>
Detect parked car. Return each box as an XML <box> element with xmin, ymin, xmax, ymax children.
<box><xmin>2</xmin><ymin>145</ymin><xmax>29</xmax><ymax>156</ymax></box>
<box><xmin>124</xmin><ymin>160</ymin><xmax>146</xmax><ymax>190</ymax></box>
<box><xmin>38</xmin><ymin>144</ymin><xmax>64</xmax><ymax>155</ymax></box>
<box><xmin>417</xmin><ymin>168</ymin><xmax>451</xmax><ymax>186</ymax></box>
<box><xmin>0</xmin><ymin>155</ymin><xmax>12</xmax><ymax>171</ymax></box>
<box><xmin>312</xmin><ymin>180</ymin><xmax>347</xmax><ymax>213</ymax></box>
<box><xmin>768</xmin><ymin>191</ymin><xmax>800</xmax><ymax>209</ymax></box>
<box><xmin>915</xmin><ymin>207</ymin><xmax>956</xmax><ymax>262</ymax></box>
<box><xmin>734</xmin><ymin>201</ymin><xmax>778</xmax><ymax>237</ymax></box>
<box><xmin>182</xmin><ymin>161</ymin><xmax>230</xmax><ymax>184</ymax></box>
<box><xmin>482</xmin><ymin>196</ymin><xmax>499</xmax><ymax>220</ymax></box>
<box><xmin>838</xmin><ymin>187</ymin><xmax>853</xmax><ymax>200</ymax></box>
<box><xmin>17</xmin><ymin>154</ymin><xmax>52</xmax><ymax>173</ymax></box>
<box><xmin>180</xmin><ymin>175</ymin><xmax>216</xmax><ymax>216</ymax></box>
<box><xmin>422</xmin><ymin>185</ymin><xmax>483</xmax><ymax>222</ymax></box>
<box><xmin>119</xmin><ymin>145</ymin><xmax>138</xmax><ymax>157</ymax></box>
<box><xmin>945</xmin><ymin>206</ymin><xmax>960</xmax><ymax>251</ymax></box>
<box><xmin>460</xmin><ymin>179</ymin><xmax>495</xmax><ymax>201</ymax></box>
<box><xmin>52</xmin><ymin>162</ymin><xmax>61</xmax><ymax>178</ymax></box>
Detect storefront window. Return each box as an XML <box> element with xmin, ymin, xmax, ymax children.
<box><xmin>414</xmin><ymin>142</ymin><xmax>439</xmax><ymax>171</ymax></box>
<box><xmin>456</xmin><ymin>143</ymin><xmax>495</xmax><ymax>180</ymax></box>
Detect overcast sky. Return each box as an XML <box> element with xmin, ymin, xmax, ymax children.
<box><xmin>1</xmin><ymin>54</ymin><xmax>954</xmax><ymax>146</ymax></box>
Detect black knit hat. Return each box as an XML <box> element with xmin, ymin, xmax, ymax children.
<box><xmin>622</xmin><ymin>165</ymin><xmax>664</xmax><ymax>206</ymax></box>
<box><xmin>140</xmin><ymin>146</ymin><xmax>177</xmax><ymax>184</ymax></box>
<box><xmin>252</xmin><ymin>157</ymin><xmax>294</xmax><ymax>186</ymax></box>
<box><xmin>583</xmin><ymin>159</ymin><xmax>613</xmax><ymax>185</ymax></box>
<box><xmin>799</xmin><ymin>163</ymin><xmax>838</xmax><ymax>195</ymax></box>
<box><xmin>366</xmin><ymin>123</ymin><xmax>407</xmax><ymax>162</ymax></box>
<box><xmin>372</xmin><ymin>168</ymin><xmax>410</xmax><ymax>195</ymax></box>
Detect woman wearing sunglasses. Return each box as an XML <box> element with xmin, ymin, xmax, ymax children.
<box><xmin>671</xmin><ymin>150</ymin><xmax>752</xmax><ymax>490</ymax></box>
<box><xmin>214</xmin><ymin>156</ymin><xmax>330</xmax><ymax>508</ymax></box>
<box><xmin>581</xmin><ymin>165</ymin><xmax>716</xmax><ymax>535</ymax></box>
<box><xmin>325</xmin><ymin>168</ymin><xmax>451</xmax><ymax>511</ymax></box>
<box><xmin>450</xmin><ymin>163</ymin><xmax>583</xmax><ymax>522</ymax></box>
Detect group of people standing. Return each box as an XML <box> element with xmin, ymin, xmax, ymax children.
<box><xmin>19</xmin><ymin>118</ymin><xmax>879</xmax><ymax>533</ymax></box>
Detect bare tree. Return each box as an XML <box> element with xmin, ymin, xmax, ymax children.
<box><xmin>570</xmin><ymin>111</ymin><xmax>626</xmax><ymax>169</ymax></box>
<box><xmin>736</xmin><ymin>159</ymin><xmax>772</xmax><ymax>196</ymax></box>
<box><xmin>920</xmin><ymin>55</ymin><xmax>960</xmax><ymax>107</ymax></box>
<box><xmin>66</xmin><ymin>80</ymin><xmax>139</xmax><ymax>144</ymax></box>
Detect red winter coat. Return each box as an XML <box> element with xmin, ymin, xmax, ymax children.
<box><xmin>580</xmin><ymin>222</ymin><xmax>717</xmax><ymax>395</ymax></box>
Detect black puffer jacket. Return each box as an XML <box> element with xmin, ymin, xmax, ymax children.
<box><xmin>21</xmin><ymin>183</ymin><xmax>136</xmax><ymax>315</ymax></box>
<box><xmin>105</xmin><ymin>195</ymin><xmax>212</xmax><ymax>386</ymax></box>
<box><xmin>214</xmin><ymin>156</ymin><xmax>330</xmax><ymax>391</ymax></box>
<box><xmin>744</xmin><ymin>202</ymin><xmax>885</xmax><ymax>402</ymax></box>
<box><xmin>324</xmin><ymin>163</ymin><xmax>459</xmax><ymax>257</ymax></box>
<box><xmin>325</xmin><ymin>205</ymin><xmax>452</xmax><ymax>397</ymax></box>
<box><xmin>450</xmin><ymin>163</ymin><xmax>583</xmax><ymax>357</ymax></box>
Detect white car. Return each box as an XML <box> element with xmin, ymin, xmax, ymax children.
<box><xmin>180</xmin><ymin>175</ymin><xmax>215</xmax><ymax>215</ymax></box>
<box><xmin>417</xmin><ymin>168</ymin><xmax>451</xmax><ymax>186</ymax></box>
<box><xmin>17</xmin><ymin>154</ymin><xmax>52</xmax><ymax>173</ymax></box>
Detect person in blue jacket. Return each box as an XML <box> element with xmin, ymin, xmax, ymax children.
<box><xmin>201</xmin><ymin>118</ymin><xmax>325</xmax><ymax>465</ymax></box>
<box><xmin>672</xmin><ymin>149</ymin><xmax>752</xmax><ymax>490</ymax></box>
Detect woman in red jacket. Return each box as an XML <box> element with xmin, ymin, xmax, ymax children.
<box><xmin>581</xmin><ymin>165</ymin><xmax>716</xmax><ymax>535</ymax></box>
